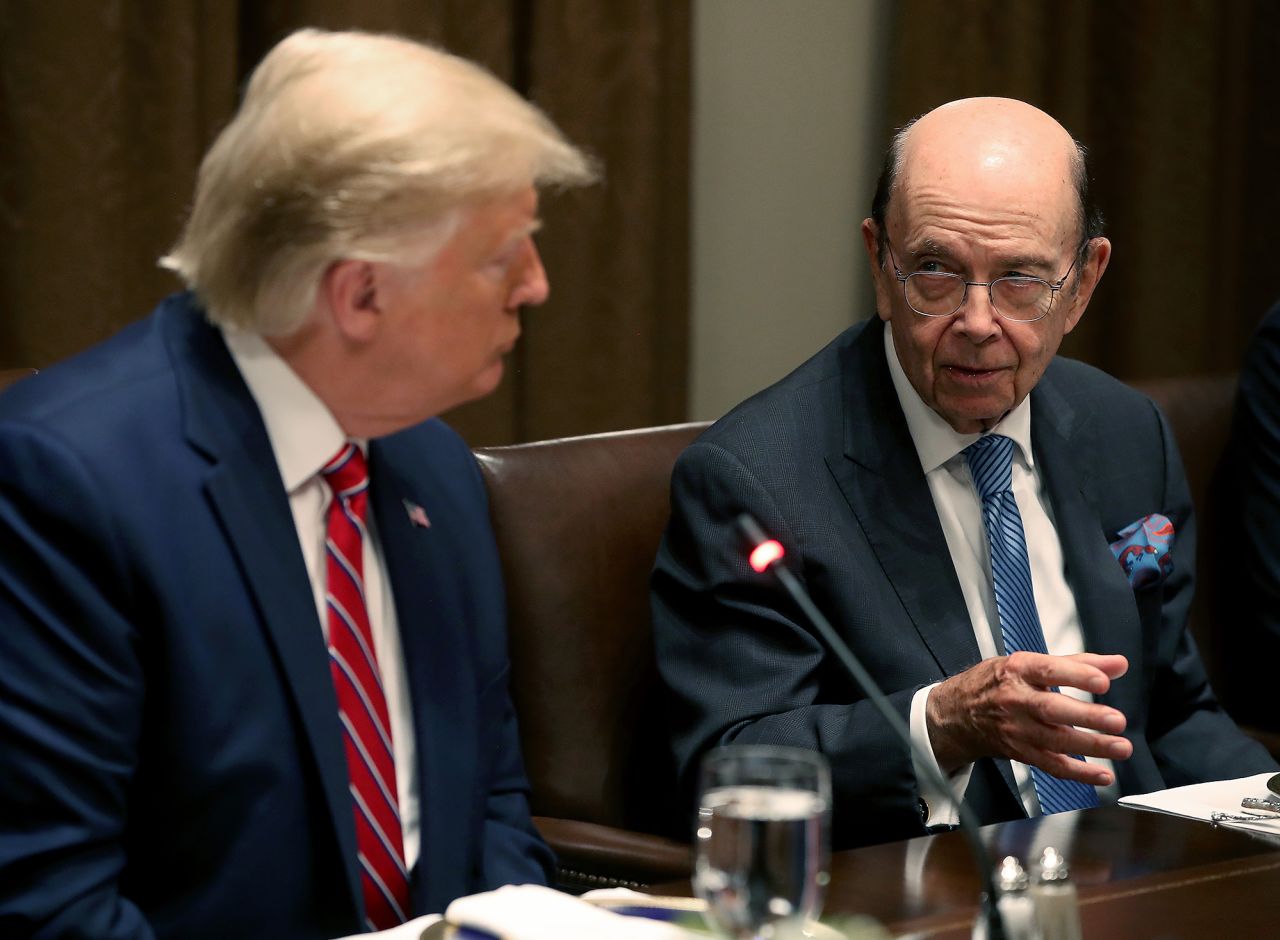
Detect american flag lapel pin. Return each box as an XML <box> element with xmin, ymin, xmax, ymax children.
<box><xmin>403</xmin><ymin>498</ymin><xmax>431</xmax><ymax>529</ymax></box>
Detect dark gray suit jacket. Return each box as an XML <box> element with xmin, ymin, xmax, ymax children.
<box><xmin>652</xmin><ymin>318</ymin><xmax>1274</xmax><ymax>849</ymax></box>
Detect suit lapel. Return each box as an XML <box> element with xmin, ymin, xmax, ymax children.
<box><xmin>166</xmin><ymin>303</ymin><xmax>363</xmax><ymax>914</ymax></box>
<box><xmin>826</xmin><ymin>322</ymin><xmax>983</xmax><ymax>679</ymax></box>
<box><xmin>368</xmin><ymin>440</ymin><xmax>476</xmax><ymax>909</ymax></box>
<box><xmin>1031</xmin><ymin>376</ymin><xmax>1144</xmax><ymax>694</ymax></box>
<box><xmin>827</xmin><ymin>323</ymin><xmax>1024</xmax><ymax>807</ymax></box>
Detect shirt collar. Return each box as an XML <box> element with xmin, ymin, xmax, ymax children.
<box><xmin>222</xmin><ymin>327</ymin><xmax>357</xmax><ymax>492</ymax></box>
<box><xmin>882</xmin><ymin>323</ymin><xmax>1034</xmax><ymax>475</ymax></box>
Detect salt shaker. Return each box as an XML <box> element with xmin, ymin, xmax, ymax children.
<box><xmin>1031</xmin><ymin>846</ymin><xmax>1082</xmax><ymax>940</ymax></box>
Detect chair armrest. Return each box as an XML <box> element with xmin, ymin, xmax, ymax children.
<box><xmin>533</xmin><ymin>816</ymin><xmax>692</xmax><ymax>892</ymax></box>
<box><xmin>1240</xmin><ymin>724</ymin><xmax>1280</xmax><ymax>761</ymax></box>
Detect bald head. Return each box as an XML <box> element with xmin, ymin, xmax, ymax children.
<box><xmin>908</xmin><ymin>96</ymin><xmax>1076</xmax><ymax>163</ymax></box>
<box><xmin>870</xmin><ymin>97</ymin><xmax>1102</xmax><ymax>265</ymax></box>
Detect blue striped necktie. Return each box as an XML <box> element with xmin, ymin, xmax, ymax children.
<box><xmin>964</xmin><ymin>433</ymin><xmax>1099</xmax><ymax>815</ymax></box>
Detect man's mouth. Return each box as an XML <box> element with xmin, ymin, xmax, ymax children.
<box><xmin>943</xmin><ymin>364</ymin><xmax>1006</xmax><ymax>378</ymax></box>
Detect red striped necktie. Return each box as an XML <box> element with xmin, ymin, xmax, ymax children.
<box><xmin>321</xmin><ymin>443</ymin><xmax>411</xmax><ymax>930</ymax></box>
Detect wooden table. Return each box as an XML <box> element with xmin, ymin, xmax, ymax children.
<box><xmin>654</xmin><ymin>805</ymin><xmax>1280</xmax><ymax>937</ymax></box>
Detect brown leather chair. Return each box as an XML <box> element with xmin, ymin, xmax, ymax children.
<box><xmin>475</xmin><ymin>422</ymin><xmax>708</xmax><ymax>891</ymax></box>
<box><xmin>0</xmin><ymin>368</ymin><xmax>36</xmax><ymax>393</ymax></box>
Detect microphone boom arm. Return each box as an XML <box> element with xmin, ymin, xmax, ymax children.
<box><xmin>735</xmin><ymin>513</ymin><xmax>1006</xmax><ymax>939</ymax></box>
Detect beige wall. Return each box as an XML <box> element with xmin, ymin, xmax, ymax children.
<box><xmin>690</xmin><ymin>0</ymin><xmax>890</xmax><ymax>421</ymax></box>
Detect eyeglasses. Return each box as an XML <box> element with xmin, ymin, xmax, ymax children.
<box><xmin>886</xmin><ymin>242</ymin><xmax>1078</xmax><ymax>323</ymax></box>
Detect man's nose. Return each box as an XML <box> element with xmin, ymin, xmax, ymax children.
<box><xmin>510</xmin><ymin>240</ymin><xmax>549</xmax><ymax>309</ymax></box>
<box><xmin>952</xmin><ymin>282</ymin><xmax>1001</xmax><ymax>340</ymax></box>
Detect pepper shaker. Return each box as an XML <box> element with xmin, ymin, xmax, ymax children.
<box><xmin>1031</xmin><ymin>846</ymin><xmax>1082</xmax><ymax>940</ymax></box>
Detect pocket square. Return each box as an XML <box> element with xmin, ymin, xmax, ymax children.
<box><xmin>1109</xmin><ymin>513</ymin><xmax>1174</xmax><ymax>588</ymax></box>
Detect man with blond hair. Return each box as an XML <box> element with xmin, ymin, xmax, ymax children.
<box><xmin>653</xmin><ymin>97</ymin><xmax>1275</xmax><ymax>850</ymax></box>
<box><xmin>0</xmin><ymin>29</ymin><xmax>595</xmax><ymax>937</ymax></box>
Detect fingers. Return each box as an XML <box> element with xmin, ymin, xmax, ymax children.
<box><xmin>1022</xmin><ymin>749</ymin><xmax>1118</xmax><ymax>788</ymax></box>
<box><xmin>1003</xmin><ymin>708</ymin><xmax>1133</xmax><ymax>786</ymax></box>
<box><xmin>1030</xmin><ymin>689</ymin><xmax>1127</xmax><ymax>735</ymax></box>
<box><xmin>927</xmin><ymin>653</ymin><xmax>1134</xmax><ymax>775</ymax></box>
<box><xmin>990</xmin><ymin>691</ymin><xmax>1131</xmax><ymax>769</ymax></box>
<box><xmin>1069</xmin><ymin>652</ymin><xmax>1129</xmax><ymax>680</ymax></box>
<box><xmin>1024</xmin><ymin>719</ymin><xmax>1132</xmax><ymax>762</ymax></box>
<box><xmin>1004</xmin><ymin>650</ymin><xmax>1128</xmax><ymax>696</ymax></box>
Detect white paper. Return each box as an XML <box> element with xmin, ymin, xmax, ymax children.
<box><xmin>1118</xmin><ymin>771</ymin><xmax>1280</xmax><ymax>838</ymax></box>
<box><xmin>445</xmin><ymin>883</ymin><xmax>693</xmax><ymax>940</ymax></box>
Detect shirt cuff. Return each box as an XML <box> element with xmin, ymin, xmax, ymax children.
<box><xmin>910</xmin><ymin>682</ymin><xmax>974</xmax><ymax>829</ymax></box>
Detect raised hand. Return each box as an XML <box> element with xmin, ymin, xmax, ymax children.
<box><xmin>926</xmin><ymin>652</ymin><xmax>1133</xmax><ymax>784</ymax></box>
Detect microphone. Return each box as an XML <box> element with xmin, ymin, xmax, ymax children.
<box><xmin>736</xmin><ymin>512</ymin><xmax>1007</xmax><ymax>940</ymax></box>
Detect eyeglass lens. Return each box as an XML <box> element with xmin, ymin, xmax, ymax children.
<box><xmin>905</xmin><ymin>273</ymin><xmax>1053</xmax><ymax>321</ymax></box>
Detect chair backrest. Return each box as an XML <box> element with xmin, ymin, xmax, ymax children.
<box><xmin>0</xmin><ymin>368</ymin><xmax>36</xmax><ymax>394</ymax></box>
<box><xmin>475</xmin><ymin>421</ymin><xmax>708</xmax><ymax>839</ymax></box>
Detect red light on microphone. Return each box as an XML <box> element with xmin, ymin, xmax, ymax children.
<box><xmin>749</xmin><ymin>539</ymin><xmax>785</xmax><ymax>573</ymax></box>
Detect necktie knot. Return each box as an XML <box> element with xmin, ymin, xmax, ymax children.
<box><xmin>321</xmin><ymin>443</ymin><xmax>369</xmax><ymax>503</ymax></box>
<box><xmin>964</xmin><ymin>433</ymin><xmax>1014</xmax><ymax>501</ymax></box>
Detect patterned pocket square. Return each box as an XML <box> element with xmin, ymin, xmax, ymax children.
<box><xmin>1109</xmin><ymin>513</ymin><xmax>1174</xmax><ymax>588</ymax></box>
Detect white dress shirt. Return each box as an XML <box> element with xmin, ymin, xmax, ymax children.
<box><xmin>224</xmin><ymin>328</ymin><xmax>421</xmax><ymax>869</ymax></box>
<box><xmin>882</xmin><ymin>328</ymin><xmax>1115</xmax><ymax>826</ymax></box>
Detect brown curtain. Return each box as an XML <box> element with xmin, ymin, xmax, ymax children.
<box><xmin>0</xmin><ymin>1</ymin><xmax>690</xmax><ymax>445</ymax></box>
<box><xmin>883</xmin><ymin>0</ymin><xmax>1280</xmax><ymax>380</ymax></box>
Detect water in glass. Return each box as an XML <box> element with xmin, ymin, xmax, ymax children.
<box><xmin>694</xmin><ymin>747</ymin><xmax>830</xmax><ymax>939</ymax></box>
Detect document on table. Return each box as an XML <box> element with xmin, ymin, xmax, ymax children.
<box><xmin>1119</xmin><ymin>772</ymin><xmax>1280</xmax><ymax>839</ymax></box>
<box><xmin>331</xmin><ymin>886</ymin><xmax>698</xmax><ymax>940</ymax></box>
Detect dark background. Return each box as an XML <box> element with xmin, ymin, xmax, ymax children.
<box><xmin>3</xmin><ymin>1</ymin><xmax>1277</xmax><ymax>444</ymax></box>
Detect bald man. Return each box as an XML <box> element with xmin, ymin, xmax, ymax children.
<box><xmin>652</xmin><ymin>97</ymin><xmax>1275</xmax><ymax>849</ymax></box>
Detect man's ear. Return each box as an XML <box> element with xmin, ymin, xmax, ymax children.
<box><xmin>1062</xmin><ymin>236</ymin><xmax>1112</xmax><ymax>336</ymax></box>
<box><xmin>861</xmin><ymin>219</ymin><xmax>893</xmax><ymax>322</ymax></box>
<box><xmin>320</xmin><ymin>259</ymin><xmax>382</xmax><ymax>343</ymax></box>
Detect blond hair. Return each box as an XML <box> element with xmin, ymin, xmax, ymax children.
<box><xmin>161</xmin><ymin>28</ymin><xmax>597</xmax><ymax>334</ymax></box>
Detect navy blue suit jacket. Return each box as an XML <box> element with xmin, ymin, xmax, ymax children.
<box><xmin>652</xmin><ymin>318</ymin><xmax>1275</xmax><ymax>849</ymax></box>
<box><xmin>0</xmin><ymin>294</ymin><xmax>552</xmax><ymax>938</ymax></box>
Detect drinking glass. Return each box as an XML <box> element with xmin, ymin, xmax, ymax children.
<box><xmin>693</xmin><ymin>745</ymin><xmax>831</xmax><ymax>939</ymax></box>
